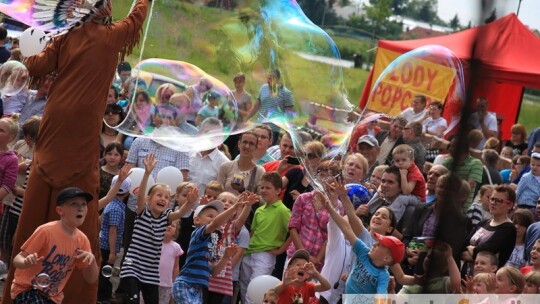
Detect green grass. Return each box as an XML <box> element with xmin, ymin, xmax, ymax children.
<box><xmin>112</xmin><ymin>0</ymin><xmax>369</xmax><ymax>105</ymax></box>
<box><xmin>518</xmin><ymin>94</ymin><xmax>540</xmax><ymax>133</ymax></box>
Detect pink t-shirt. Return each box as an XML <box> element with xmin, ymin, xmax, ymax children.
<box><xmin>159</xmin><ymin>240</ymin><xmax>183</xmax><ymax>287</ymax></box>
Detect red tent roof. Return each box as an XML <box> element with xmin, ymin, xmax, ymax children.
<box><xmin>378</xmin><ymin>13</ymin><xmax>540</xmax><ymax>89</ymax></box>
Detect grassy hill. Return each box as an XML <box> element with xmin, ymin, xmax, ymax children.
<box><xmin>112</xmin><ymin>0</ymin><xmax>370</xmax><ymax>105</ymax></box>
<box><xmin>112</xmin><ymin>1</ymin><xmax>539</xmax><ymax>133</ymax></box>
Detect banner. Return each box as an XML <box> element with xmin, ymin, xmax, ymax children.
<box><xmin>366</xmin><ymin>48</ymin><xmax>455</xmax><ymax>115</ymax></box>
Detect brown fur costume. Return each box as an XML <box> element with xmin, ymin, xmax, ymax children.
<box><xmin>3</xmin><ymin>1</ymin><xmax>148</xmax><ymax>303</ymax></box>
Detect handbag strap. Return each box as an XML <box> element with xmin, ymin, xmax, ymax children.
<box><xmin>246</xmin><ymin>166</ymin><xmax>258</xmax><ymax>192</ymax></box>
<box><xmin>483</xmin><ymin>165</ymin><xmax>493</xmax><ymax>185</ymax></box>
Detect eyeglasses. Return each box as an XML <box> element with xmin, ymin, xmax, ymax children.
<box><xmin>240</xmin><ymin>140</ymin><xmax>256</xmax><ymax>147</ymax></box>
<box><xmin>489</xmin><ymin>197</ymin><xmax>511</xmax><ymax>205</ymax></box>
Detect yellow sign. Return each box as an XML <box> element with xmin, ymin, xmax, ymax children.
<box><xmin>367</xmin><ymin>48</ymin><xmax>456</xmax><ymax>115</ymax></box>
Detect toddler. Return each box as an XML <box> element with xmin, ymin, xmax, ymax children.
<box><xmin>392</xmin><ymin>144</ymin><xmax>426</xmax><ymax>202</ymax></box>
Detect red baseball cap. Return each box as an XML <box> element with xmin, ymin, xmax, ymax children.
<box><xmin>373</xmin><ymin>233</ymin><xmax>405</xmax><ymax>264</ymax></box>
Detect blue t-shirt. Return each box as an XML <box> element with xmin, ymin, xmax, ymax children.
<box><xmin>176</xmin><ymin>225</ymin><xmax>215</xmax><ymax>287</ymax></box>
<box><xmin>197</xmin><ymin>105</ymin><xmax>219</xmax><ymax>120</ymax></box>
<box><xmin>345</xmin><ymin>238</ymin><xmax>390</xmax><ymax>294</ymax></box>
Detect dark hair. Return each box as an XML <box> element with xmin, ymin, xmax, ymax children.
<box><xmin>110</xmin><ymin>85</ymin><xmax>119</xmax><ymax>99</ymax></box>
<box><xmin>511</xmin><ymin>208</ymin><xmax>534</xmax><ymax>228</ymax></box>
<box><xmin>261</xmin><ymin>172</ymin><xmax>283</xmax><ymax>189</ymax></box>
<box><xmin>384</xmin><ymin>166</ymin><xmax>402</xmax><ymax>188</ymax></box>
<box><xmin>415</xmin><ymin>95</ymin><xmax>426</xmax><ymax>104</ymax></box>
<box><xmin>22</xmin><ymin>115</ymin><xmax>41</xmax><ymax>143</ymax></box>
<box><xmin>0</xmin><ymin>26</ymin><xmax>7</xmax><ymax>40</ymax></box>
<box><xmin>105</xmin><ymin>103</ymin><xmax>125</xmax><ymax>119</ymax></box>
<box><xmin>482</xmin><ymin>149</ymin><xmax>499</xmax><ymax>167</ymax></box>
<box><xmin>117</xmin><ymin>61</ymin><xmax>131</xmax><ymax>73</ymax></box>
<box><xmin>104</xmin><ymin>142</ymin><xmax>125</xmax><ymax>157</ymax></box>
<box><xmin>477</xmin><ymin>251</ymin><xmax>499</xmax><ymax>266</ymax></box>
<box><xmin>270</xmin><ymin>68</ymin><xmax>281</xmax><ymax>79</ymax></box>
<box><xmin>233</xmin><ymin>72</ymin><xmax>245</xmax><ymax>82</ymax></box>
<box><xmin>430</xmin><ymin>100</ymin><xmax>443</xmax><ymax>110</ymax></box>
<box><xmin>374</xmin><ymin>206</ymin><xmax>397</xmax><ymax>234</ymax></box>
<box><xmin>134</xmin><ymin>91</ymin><xmax>150</xmax><ymax>103</ymax></box>
<box><xmin>494</xmin><ymin>184</ymin><xmax>516</xmax><ymax>204</ymax></box>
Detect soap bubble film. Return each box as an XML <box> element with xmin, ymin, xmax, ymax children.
<box><xmin>124</xmin><ymin>0</ymin><xmax>355</xmax><ymax>178</ymax></box>
<box><xmin>366</xmin><ymin>45</ymin><xmax>466</xmax><ymax>136</ymax></box>
<box><xmin>0</xmin><ymin>60</ymin><xmax>29</xmax><ymax>97</ymax></box>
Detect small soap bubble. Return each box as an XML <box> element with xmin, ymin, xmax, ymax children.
<box><xmin>101</xmin><ymin>265</ymin><xmax>113</xmax><ymax>278</ymax></box>
<box><xmin>35</xmin><ymin>273</ymin><xmax>50</xmax><ymax>288</ymax></box>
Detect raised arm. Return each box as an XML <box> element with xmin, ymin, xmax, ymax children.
<box><xmin>205</xmin><ymin>202</ymin><xmax>243</xmax><ymax>234</ymax></box>
<box><xmin>136</xmin><ymin>153</ymin><xmax>156</xmax><ymax>215</ymax></box>
<box><xmin>234</xmin><ymin>192</ymin><xmax>259</xmax><ymax>234</ymax></box>
<box><xmin>332</xmin><ymin>179</ymin><xmax>365</xmax><ymax>236</ymax></box>
<box><xmin>169</xmin><ymin>187</ymin><xmax>199</xmax><ymax>222</ymax></box>
<box><xmin>98</xmin><ymin>164</ymin><xmax>132</xmax><ymax>210</ymax></box>
<box><xmin>317</xmin><ymin>191</ymin><xmax>358</xmax><ymax>247</ymax></box>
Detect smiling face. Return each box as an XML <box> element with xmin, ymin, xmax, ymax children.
<box><xmin>104</xmin><ymin>147</ymin><xmax>122</xmax><ymax>167</ymax></box>
<box><xmin>473</xmin><ymin>281</ymin><xmax>489</xmax><ymax>294</ymax></box>
<box><xmin>148</xmin><ymin>185</ymin><xmax>171</xmax><ymax>216</ymax></box>
<box><xmin>380</xmin><ymin>172</ymin><xmax>401</xmax><ymax>201</ymax></box>
<box><xmin>495</xmin><ymin>271</ymin><xmax>516</xmax><ymax>294</ymax></box>
<box><xmin>369</xmin><ymin>207</ymin><xmax>394</xmax><ymax>235</ymax></box>
<box><xmin>530</xmin><ymin>241</ymin><xmax>540</xmax><ymax>267</ymax></box>
<box><xmin>474</xmin><ymin>254</ymin><xmax>498</xmax><ymax>274</ymax></box>
<box><xmin>57</xmin><ymin>197</ymin><xmax>88</xmax><ymax>229</ymax></box>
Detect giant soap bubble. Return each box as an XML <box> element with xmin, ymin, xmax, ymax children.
<box><xmin>365</xmin><ymin>45</ymin><xmax>466</xmax><ymax>137</ymax></box>
<box><xmin>115</xmin><ymin>59</ymin><xmax>238</xmax><ymax>152</ymax></box>
<box><xmin>117</xmin><ymin>0</ymin><xmax>356</xmax><ymax>178</ymax></box>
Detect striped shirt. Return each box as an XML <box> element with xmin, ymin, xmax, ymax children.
<box><xmin>9</xmin><ymin>163</ymin><xmax>30</xmax><ymax>217</ymax></box>
<box><xmin>257</xmin><ymin>84</ymin><xmax>293</xmax><ymax>119</ymax></box>
<box><xmin>176</xmin><ymin>225</ymin><xmax>215</xmax><ymax>287</ymax></box>
<box><xmin>443</xmin><ymin>155</ymin><xmax>483</xmax><ymax>209</ymax></box>
<box><xmin>208</xmin><ymin>221</ymin><xmax>238</xmax><ymax>296</ymax></box>
<box><xmin>119</xmin><ymin>206</ymin><xmax>172</xmax><ymax>285</ymax></box>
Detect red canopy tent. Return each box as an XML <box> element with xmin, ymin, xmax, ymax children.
<box><xmin>359</xmin><ymin>13</ymin><xmax>540</xmax><ymax>139</ymax></box>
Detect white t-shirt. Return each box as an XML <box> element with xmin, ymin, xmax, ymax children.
<box><xmin>470</xmin><ymin>112</ymin><xmax>498</xmax><ymax>149</ymax></box>
<box><xmin>400</xmin><ymin>108</ymin><xmax>427</xmax><ymax>123</ymax></box>
<box><xmin>423</xmin><ymin>117</ymin><xmax>448</xmax><ymax>136</ymax></box>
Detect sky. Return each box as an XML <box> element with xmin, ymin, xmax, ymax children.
<box><xmin>437</xmin><ymin>0</ymin><xmax>540</xmax><ymax>30</ymax></box>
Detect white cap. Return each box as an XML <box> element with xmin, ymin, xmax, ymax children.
<box><xmin>193</xmin><ymin>200</ymin><xmax>224</xmax><ymax>218</ymax></box>
<box><xmin>111</xmin><ymin>175</ymin><xmax>132</xmax><ymax>195</ymax></box>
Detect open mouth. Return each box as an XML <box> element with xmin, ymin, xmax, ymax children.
<box><xmin>76</xmin><ymin>215</ymin><xmax>83</xmax><ymax>219</ymax></box>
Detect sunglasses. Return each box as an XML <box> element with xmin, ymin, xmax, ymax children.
<box><xmin>105</xmin><ymin>109</ymin><xmax>121</xmax><ymax>115</ymax></box>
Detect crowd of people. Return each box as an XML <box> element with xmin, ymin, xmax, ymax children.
<box><xmin>2</xmin><ymin>20</ymin><xmax>540</xmax><ymax>304</ymax></box>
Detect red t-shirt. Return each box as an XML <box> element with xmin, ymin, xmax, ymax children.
<box><xmin>277</xmin><ymin>282</ymin><xmax>316</xmax><ymax>304</ymax></box>
<box><xmin>408</xmin><ymin>163</ymin><xmax>426</xmax><ymax>202</ymax></box>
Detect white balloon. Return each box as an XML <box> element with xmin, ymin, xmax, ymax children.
<box><xmin>19</xmin><ymin>28</ymin><xmax>47</xmax><ymax>57</ymax></box>
<box><xmin>129</xmin><ymin>168</ymin><xmax>155</xmax><ymax>195</ymax></box>
<box><xmin>156</xmin><ymin>166</ymin><xmax>183</xmax><ymax>191</ymax></box>
<box><xmin>247</xmin><ymin>275</ymin><xmax>280</xmax><ymax>303</ymax></box>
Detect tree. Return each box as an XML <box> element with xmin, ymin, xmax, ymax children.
<box><xmin>296</xmin><ymin>0</ymin><xmax>349</xmax><ymax>26</ymax></box>
<box><xmin>449</xmin><ymin>13</ymin><xmax>460</xmax><ymax>30</ymax></box>
<box><xmin>402</xmin><ymin>0</ymin><xmax>438</xmax><ymax>24</ymax></box>
<box><xmin>391</xmin><ymin>0</ymin><xmax>409</xmax><ymax>15</ymax></box>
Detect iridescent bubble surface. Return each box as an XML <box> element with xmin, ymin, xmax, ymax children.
<box><xmin>118</xmin><ymin>0</ymin><xmax>355</xmax><ymax>174</ymax></box>
<box><xmin>0</xmin><ymin>0</ymin><xmax>103</xmax><ymax>32</ymax></box>
<box><xmin>0</xmin><ymin>60</ymin><xmax>29</xmax><ymax>96</ymax></box>
<box><xmin>35</xmin><ymin>272</ymin><xmax>50</xmax><ymax>288</ymax></box>
<box><xmin>366</xmin><ymin>45</ymin><xmax>465</xmax><ymax>135</ymax></box>
<box><xmin>101</xmin><ymin>265</ymin><xmax>113</xmax><ymax>278</ymax></box>
<box><xmin>115</xmin><ymin>58</ymin><xmax>238</xmax><ymax>152</ymax></box>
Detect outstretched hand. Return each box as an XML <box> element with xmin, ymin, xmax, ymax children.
<box><xmin>143</xmin><ymin>153</ymin><xmax>157</xmax><ymax>174</ymax></box>
<box><xmin>75</xmin><ymin>249</ymin><xmax>96</xmax><ymax>266</ymax></box>
<box><xmin>118</xmin><ymin>163</ymin><xmax>133</xmax><ymax>182</ymax></box>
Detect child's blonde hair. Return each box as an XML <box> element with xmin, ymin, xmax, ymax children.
<box><xmin>473</xmin><ymin>273</ymin><xmax>495</xmax><ymax>292</ymax></box>
<box><xmin>1</xmin><ymin>115</ymin><xmax>20</xmax><ymax>143</ymax></box>
<box><xmin>392</xmin><ymin>144</ymin><xmax>415</xmax><ymax>159</ymax></box>
<box><xmin>263</xmin><ymin>289</ymin><xmax>278</xmax><ymax>302</ymax></box>
<box><xmin>497</xmin><ymin>266</ymin><xmax>525</xmax><ymax>294</ymax></box>
<box><xmin>205</xmin><ymin>181</ymin><xmax>224</xmax><ymax>195</ymax></box>
<box><xmin>147</xmin><ymin>183</ymin><xmax>171</xmax><ymax>197</ymax></box>
<box><xmin>175</xmin><ymin>182</ymin><xmax>194</xmax><ymax>195</ymax></box>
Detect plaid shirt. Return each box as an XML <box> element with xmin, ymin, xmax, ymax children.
<box><xmin>99</xmin><ymin>198</ymin><xmax>125</xmax><ymax>253</ymax></box>
<box><xmin>286</xmin><ymin>191</ymin><xmax>333</xmax><ymax>259</ymax></box>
